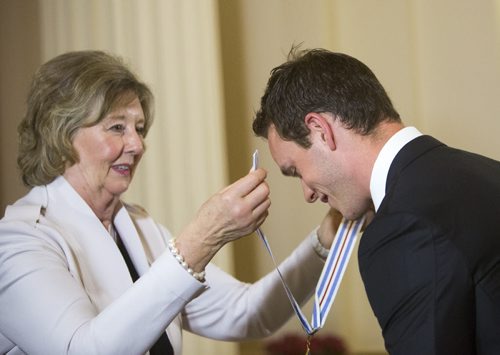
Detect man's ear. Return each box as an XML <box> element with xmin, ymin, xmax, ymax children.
<box><xmin>304</xmin><ymin>112</ymin><xmax>336</xmax><ymax>150</ymax></box>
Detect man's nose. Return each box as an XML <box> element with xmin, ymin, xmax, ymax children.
<box><xmin>301</xmin><ymin>180</ymin><xmax>317</xmax><ymax>203</ymax></box>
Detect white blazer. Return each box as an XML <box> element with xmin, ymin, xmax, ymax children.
<box><xmin>0</xmin><ymin>176</ymin><xmax>325</xmax><ymax>355</ymax></box>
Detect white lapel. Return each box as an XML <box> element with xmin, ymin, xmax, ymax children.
<box><xmin>124</xmin><ymin>204</ymin><xmax>171</xmax><ymax>264</ymax></box>
<box><xmin>113</xmin><ymin>206</ymin><xmax>150</xmax><ymax>277</ymax></box>
<box><xmin>44</xmin><ymin>177</ymin><xmax>134</xmax><ymax>311</ymax></box>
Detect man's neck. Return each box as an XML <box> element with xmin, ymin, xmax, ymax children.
<box><xmin>345</xmin><ymin>121</ymin><xmax>405</xmax><ymax>199</ymax></box>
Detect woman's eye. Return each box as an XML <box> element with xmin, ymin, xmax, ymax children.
<box><xmin>110</xmin><ymin>124</ymin><xmax>125</xmax><ymax>132</ymax></box>
<box><xmin>136</xmin><ymin>126</ymin><xmax>146</xmax><ymax>136</ymax></box>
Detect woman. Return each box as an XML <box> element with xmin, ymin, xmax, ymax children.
<box><xmin>0</xmin><ymin>50</ymin><xmax>338</xmax><ymax>354</ymax></box>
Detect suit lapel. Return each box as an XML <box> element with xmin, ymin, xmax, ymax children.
<box><xmin>386</xmin><ymin>135</ymin><xmax>445</xmax><ymax>195</ymax></box>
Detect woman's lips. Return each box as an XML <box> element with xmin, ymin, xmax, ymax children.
<box><xmin>112</xmin><ymin>164</ymin><xmax>132</xmax><ymax>176</ymax></box>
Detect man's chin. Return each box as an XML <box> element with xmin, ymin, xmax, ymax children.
<box><xmin>332</xmin><ymin>199</ymin><xmax>375</xmax><ymax>221</ymax></box>
<box><xmin>334</xmin><ymin>207</ymin><xmax>366</xmax><ymax>221</ymax></box>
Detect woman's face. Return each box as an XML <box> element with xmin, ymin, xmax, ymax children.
<box><xmin>63</xmin><ymin>96</ymin><xmax>146</xmax><ymax>204</ymax></box>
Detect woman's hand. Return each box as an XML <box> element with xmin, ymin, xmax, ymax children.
<box><xmin>175</xmin><ymin>168</ymin><xmax>270</xmax><ymax>272</ymax></box>
<box><xmin>317</xmin><ymin>208</ymin><xmax>343</xmax><ymax>249</ymax></box>
<box><xmin>317</xmin><ymin>208</ymin><xmax>375</xmax><ymax>249</ymax></box>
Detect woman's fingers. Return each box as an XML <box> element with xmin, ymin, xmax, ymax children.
<box><xmin>217</xmin><ymin>169</ymin><xmax>269</xmax><ymax>220</ymax></box>
<box><xmin>221</xmin><ymin>168</ymin><xmax>267</xmax><ymax>197</ymax></box>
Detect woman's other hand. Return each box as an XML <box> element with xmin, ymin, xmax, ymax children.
<box><xmin>317</xmin><ymin>208</ymin><xmax>343</xmax><ymax>249</ymax></box>
<box><xmin>317</xmin><ymin>208</ymin><xmax>375</xmax><ymax>250</ymax></box>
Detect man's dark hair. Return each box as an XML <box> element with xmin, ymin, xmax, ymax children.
<box><xmin>253</xmin><ymin>47</ymin><xmax>401</xmax><ymax>147</ymax></box>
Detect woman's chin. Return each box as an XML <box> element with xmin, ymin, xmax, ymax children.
<box><xmin>107</xmin><ymin>180</ymin><xmax>132</xmax><ymax>197</ymax></box>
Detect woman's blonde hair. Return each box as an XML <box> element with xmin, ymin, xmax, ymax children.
<box><xmin>17</xmin><ymin>50</ymin><xmax>154</xmax><ymax>187</ymax></box>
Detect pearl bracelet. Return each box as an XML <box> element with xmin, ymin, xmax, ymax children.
<box><xmin>167</xmin><ymin>238</ymin><xmax>206</xmax><ymax>282</ymax></box>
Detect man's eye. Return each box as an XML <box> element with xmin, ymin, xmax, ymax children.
<box><xmin>292</xmin><ymin>168</ymin><xmax>302</xmax><ymax>178</ymax></box>
<box><xmin>284</xmin><ymin>167</ymin><xmax>299</xmax><ymax>178</ymax></box>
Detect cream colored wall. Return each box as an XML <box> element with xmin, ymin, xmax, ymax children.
<box><xmin>412</xmin><ymin>0</ymin><xmax>500</xmax><ymax>160</ymax></box>
<box><xmin>223</xmin><ymin>0</ymin><xmax>500</xmax><ymax>354</ymax></box>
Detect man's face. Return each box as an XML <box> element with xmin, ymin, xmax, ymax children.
<box><xmin>267</xmin><ymin>124</ymin><xmax>371</xmax><ymax>220</ymax></box>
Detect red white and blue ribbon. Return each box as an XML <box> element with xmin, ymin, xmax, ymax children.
<box><xmin>311</xmin><ymin>217</ymin><xmax>364</xmax><ymax>332</ymax></box>
<box><xmin>252</xmin><ymin>149</ymin><xmax>365</xmax><ymax>335</ymax></box>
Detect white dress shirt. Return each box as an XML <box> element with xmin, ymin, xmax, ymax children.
<box><xmin>370</xmin><ymin>126</ymin><xmax>423</xmax><ymax>211</ymax></box>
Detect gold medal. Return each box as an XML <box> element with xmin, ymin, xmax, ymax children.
<box><xmin>305</xmin><ymin>334</ymin><xmax>312</xmax><ymax>355</ymax></box>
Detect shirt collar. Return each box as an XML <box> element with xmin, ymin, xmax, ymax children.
<box><xmin>370</xmin><ymin>126</ymin><xmax>423</xmax><ymax>211</ymax></box>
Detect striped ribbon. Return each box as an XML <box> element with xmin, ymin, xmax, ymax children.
<box><xmin>311</xmin><ymin>217</ymin><xmax>365</xmax><ymax>332</ymax></box>
<box><xmin>252</xmin><ymin>150</ymin><xmax>365</xmax><ymax>335</ymax></box>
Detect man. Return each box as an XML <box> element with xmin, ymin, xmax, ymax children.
<box><xmin>253</xmin><ymin>48</ymin><xmax>500</xmax><ymax>354</ymax></box>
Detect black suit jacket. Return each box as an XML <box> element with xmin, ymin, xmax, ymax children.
<box><xmin>359</xmin><ymin>135</ymin><xmax>500</xmax><ymax>354</ymax></box>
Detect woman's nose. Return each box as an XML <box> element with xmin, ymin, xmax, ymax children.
<box><xmin>301</xmin><ymin>180</ymin><xmax>317</xmax><ymax>203</ymax></box>
<box><xmin>125</xmin><ymin>130</ymin><xmax>144</xmax><ymax>155</ymax></box>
